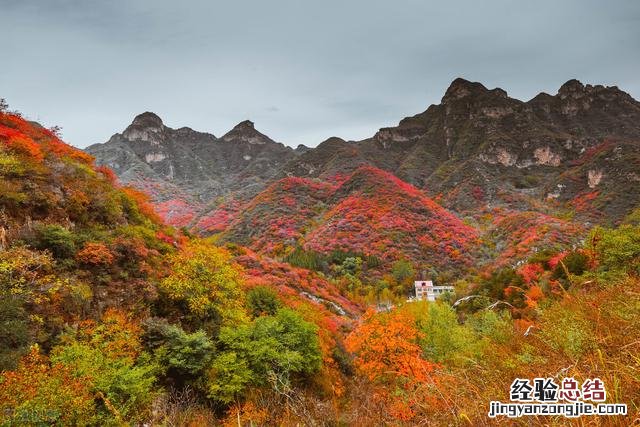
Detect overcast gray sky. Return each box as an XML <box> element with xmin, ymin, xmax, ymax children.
<box><xmin>1</xmin><ymin>0</ymin><xmax>639</xmax><ymax>148</ymax></box>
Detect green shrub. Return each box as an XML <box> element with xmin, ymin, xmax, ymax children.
<box><xmin>247</xmin><ymin>286</ymin><xmax>282</xmax><ymax>317</ymax></box>
<box><xmin>52</xmin><ymin>341</ymin><xmax>157</xmax><ymax>424</ymax></box>
<box><xmin>142</xmin><ymin>318</ymin><xmax>214</xmax><ymax>377</ymax></box>
<box><xmin>0</xmin><ymin>296</ymin><xmax>30</xmax><ymax>370</ymax></box>
<box><xmin>467</xmin><ymin>310</ymin><xmax>513</xmax><ymax>345</ymax></box>
<box><xmin>538</xmin><ymin>305</ymin><xmax>596</xmax><ymax>360</ymax></box>
<box><xmin>410</xmin><ymin>302</ymin><xmax>480</xmax><ymax>365</ymax></box>
<box><xmin>552</xmin><ymin>250</ymin><xmax>589</xmax><ymax>280</ymax></box>
<box><xmin>592</xmin><ymin>225</ymin><xmax>640</xmax><ymax>275</ymax></box>
<box><xmin>207</xmin><ymin>308</ymin><xmax>321</xmax><ymax>402</ymax></box>
<box><xmin>32</xmin><ymin>224</ymin><xmax>76</xmax><ymax>259</ymax></box>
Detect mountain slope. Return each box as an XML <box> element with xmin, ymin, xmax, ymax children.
<box><xmin>214</xmin><ymin>166</ymin><xmax>479</xmax><ymax>275</ymax></box>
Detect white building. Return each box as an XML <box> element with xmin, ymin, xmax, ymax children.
<box><xmin>413</xmin><ymin>280</ymin><xmax>454</xmax><ymax>302</ymax></box>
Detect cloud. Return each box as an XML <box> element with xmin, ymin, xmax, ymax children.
<box><xmin>1</xmin><ymin>0</ymin><xmax>639</xmax><ymax>148</ymax></box>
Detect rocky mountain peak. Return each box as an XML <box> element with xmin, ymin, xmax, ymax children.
<box><xmin>130</xmin><ymin>111</ymin><xmax>164</xmax><ymax>128</ymax></box>
<box><xmin>122</xmin><ymin>111</ymin><xmax>166</xmax><ymax>143</ymax></box>
<box><xmin>221</xmin><ymin>120</ymin><xmax>275</xmax><ymax>145</ymax></box>
<box><xmin>233</xmin><ymin>120</ymin><xmax>255</xmax><ymax>131</ymax></box>
<box><xmin>557</xmin><ymin>79</ymin><xmax>586</xmax><ymax>98</ymax></box>
<box><xmin>442</xmin><ymin>78</ymin><xmax>490</xmax><ymax>102</ymax></box>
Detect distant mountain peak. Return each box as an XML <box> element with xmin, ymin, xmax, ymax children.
<box><xmin>130</xmin><ymin>112</ymin><xmax>164</xmax><ymax>128</ymax></box>
<box><xmin>221</xmin><ymin>120</ymin><xmax>275</xmax><ymax>145</ymax></box>
<box><xmin>233</xmin><ymin>120</ymin><xmax>255</xmax><ymax>130</ymax></box>
<box><xmin>558</xmin><ymin>79</ymin><xmax>585</xmax><ymax>96</ymax></box>
<box><xmin>122</xmin><ymin>111</ymin><xmax>166</xmax><ymax>143</ymax></box>
<box><xmin>442</xmin><ymin>77</ymin><xmax>490</xmax><ymax>102</ymax></box>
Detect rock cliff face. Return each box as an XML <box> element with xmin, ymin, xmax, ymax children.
<box><xmin>86</xmin><ymin>113</ymin><xmax>298</xmax><ymax>225</ymax></box>
<box><xmin>279</xmin><ymin>78</ymin><xmax>640</xmax><ymax>222</ymax></box>
<box><xmin>87</xmin><ymin>78</ymin><xmax>640</xmax><ymax>228</ymax></box>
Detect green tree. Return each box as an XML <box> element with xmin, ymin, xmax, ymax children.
<box><xmin>51</xmin><ymin>310</ymin><xmax>158</xmax><ymax>424</ymax></box>
<box><xmin>52</xmin><ymin>343</ymin><xmax>157</xmax><ymax>424</ymax></box>
<box><xmin>552</xmin><ymin>250</ymin><xmax>589</xmax><ymax>281</ymax></box>
<box><xmin>207</xmin><ymin>308</ymin><xmax>321</xmax><ymax>402</ymax></box>
<box><xmin>409</xmin><ymin>302</ymin><xmax>480</xmax><ymax>366</ymax></box>
<box><xmin>0</xmin><ymin>296</ymin><xmax>30</xmax><ymax>370</ymax></box>
<box><xmin>390</xmin><ymin>259</ymin><xmax>415</xmax><ymax>294</ymax></box>
<box><xmin>142</xmin><ymin>318</ymin><xmax>214</xmax><ymax>377</ymax></box>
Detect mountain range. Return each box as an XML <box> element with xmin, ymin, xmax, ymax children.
<box><xmin>86</xmin><ymin>78</ymin><xmax>640</xmax><ymax>273</ymax></box>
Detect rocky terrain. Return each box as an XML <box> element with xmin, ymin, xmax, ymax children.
<box><xmin>281</xmin><ymin>78</ymin><xmax>640</xmax><ymax>221</ymax></box>
<box><xmin>86</xmin><ymin>113</ymin><xmax>298</xmax><ymax>226</ymax></box>
<box><xmin>88</xmin><ymin>79</ymin><xmax>640</xmax><ymax>229</ymax></box>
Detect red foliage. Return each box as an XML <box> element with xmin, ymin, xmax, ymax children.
<box><xmin>303</xmin><ymin>166</ymin><xmax>478</xmax><ymax>269</ymax></box>
<box><xmin>0</xmin><ymin>125</ymin><xmax>44</xmax><ymax>161</ymax></box>
<box><xmin>156</xmin><ymin>229</ymin><xmax>186</xmax><ymax>248</ymax></box>
<box><xmin>548</xmin><ymin>251</ymin><xmax>568</xmax><ymax>270</ymax></box>
<box><xmin>96</xmin><ymin>165</ymin><xmax>118</xmax><ymax>184</ymax></box>
<box><xmin>488</xmin><ymin>210</ymin><xmax>583</xmax><ymax>267</ymax></box>
<box><xmin>517</xmin><ymin>263</ymin><xmax>544</xmax><ymax>285</ymax></box>
<box><xmin>195</xmin><ymin>199</ymin><xmax>243</xmax><ymax>232</ymax></box>
<box><xmin>42</xmin><ymin>136</ymin><xmax>94</xmax><ymax>164</ymax></box>
<box><xmin>0</xmin><ymin>112</ymin><xmax>93</xmax><ymax>164</ymax></box>
<box><xmin>570</xmin><ymin>191</ymin><xmax>600</xmax><ymax>213</ymax></box>
<box><xmin>569</xmin><ymin>140</ymin><xmax>616</xmax><ymax>166</ymax></box>
<box><xmin>236</xmin><ymin>247</ymin><xmax>360</xmax><ymax>319</ymax></box>
<box><xmin>471</xmin><ymin>185</ymin><xmax>485</xmax><ymax>202</ymax></box>
<box><xmin>154</xmin><ymin>198</ymin><xmax>197</xmax><ymax>228</ymax></box>
<box><xmin>221</xmin><ymin>177</ymin><xmax>337</xmax><ymax>254</ymax></box>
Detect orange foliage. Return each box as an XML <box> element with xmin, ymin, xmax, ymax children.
<box><xmin>0</xmin><ymin>111</ymin><xmax>93</xmax><ymax>164</ymax></box>
<box><xmin>122</xmin><ymin>186</ymin><xmax>162</xmax><ymax>224</ymax></box>
<box><xmin>517</xmin><ymin>263</ymin><xmax>544</xmax><ymax>285</ymax></box>
<box><xmin>96</xmin><ymin>165</ymin><xmax>118</xmax><ymax>184</ymax></box>
<box><xmin>0</xmin><ymin>126</ymin><xmax>44</xmax><ymax>161</ymax></box>
<box><xmin>525</xmin><ymin>285</ymin><xmax>545</xmax><ymax>307</ymax></box>
<box><xmin>79</xmin><ymin>308</ymin><xmax>143</xmax><ymax>360</ymax></box>
<box><xmin>345</xmin><ymin>308</ymin><xmax>435</xmax><ymax>383</ymax></box>
<box><xmin>345</xmin><ymin>308</ymin><xmax>441</xmax><ymax>421</ymax></box>
<box><xmin>0</xmin><ymin>346</ymin><xmax>95</xmax><ymax>424</ymax></box>
<box><xmin>76</xmin><ymin>242</ymin><xmax>115</xmax><ymax>266</ymax></box>
<box><xmin>42</xmin><ymin>136</ymin><xmax>94</xmax><ymax>164</ymax></box>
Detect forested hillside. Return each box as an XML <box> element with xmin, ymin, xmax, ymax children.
<box><xmin>1</xmin><ymin>102</ymin><xmax>639</xmax><ymax>425</ymax></box>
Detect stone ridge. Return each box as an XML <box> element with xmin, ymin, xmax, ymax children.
<box><xmin>86</xmin><ymin>78</ymin><xmax>640</xmax><ymax>228</ymax></box>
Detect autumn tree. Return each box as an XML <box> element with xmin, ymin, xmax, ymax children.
<box><xmin>0</xmin><ymin>346</ymin><xmax>96</xmax><ymax>425</ymax></box>
<box><xmin>345</xmin><ymin>308</ymin><xmax>438</xmax><ymax>421</ymax></box>
<box><xmin>76</xmin><ymin>242</ymin><xmax>115</xmax><ymax>267</ymax></box>
<box><xmin>160</xmin><ymin>240</ymin><xmax>245</xmax><ymax>325</ymax></box>
<box><xmin>51</xmin><ymin>309</ymin><xmax>157</xmax><ymax>424</ymax></box>
<box><xmin>345</xmin><ymin>308</ymin><xmax>435</xmax><ymax>383</ymax></box>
